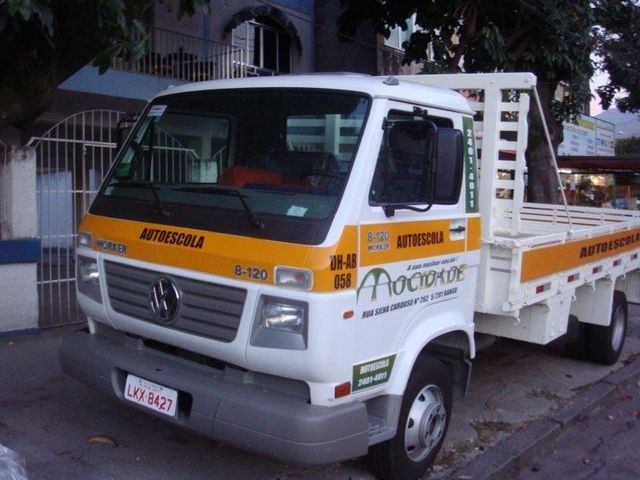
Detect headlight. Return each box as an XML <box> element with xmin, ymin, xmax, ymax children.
<box><xmin>251</xmin><ymin>296</ymin><xmax>307</xmax><ymax>350</ymax></box>
<box><xmin>77</xmin><ymin>255</ymin><xmax>102</xmax><ymax>303</ymax></box>
<box><xmin>77</xmin><ymin>232</ymin><xmax>93</xmax><ymax>248</ymax></box>
<box><xmin>79</xmin><ymin>259</ymin><xmax>100</xmax><ymax>285</ymax></box>
<box><xmin>261</xmin><ymin>302</ymin><xmax>304</xmax><ymax>333</ymax></box>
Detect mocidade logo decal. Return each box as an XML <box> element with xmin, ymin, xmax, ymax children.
<box><xmin>357</xmin><ymin>264</ymin><xmax>466</xmax><ymax>302</ymax></box>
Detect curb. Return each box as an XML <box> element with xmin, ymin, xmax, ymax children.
<box><xmin>449</xmin><ymin>354</ymin><xmax>640</xmax><ymax>480</ymax></box>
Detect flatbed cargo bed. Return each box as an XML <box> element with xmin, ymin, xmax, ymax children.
<box><xmin>484</xmin><ymin>202</ymin><xmax>640</xmax><ymax>315</ymax></box>
<box><xmin>399</xmin><ymin>73</ymin><xmax>640</xmax><ymax>343</ymax></box>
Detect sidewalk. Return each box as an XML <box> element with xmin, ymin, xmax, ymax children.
<box><xmin>0</xmin><ymin>307</ymin><xmax>638</xmax><ymax>479</ymax></box>
<box><xmin>435</xmin><ymin>304</ymin><xmax>640</xmax><ymax>479</ymax></box>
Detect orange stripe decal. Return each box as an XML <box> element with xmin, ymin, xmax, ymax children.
<box><xmin>359</xmin><ymin>219</ymin><xmax>466</xmax><ymax>267</ymax></box>
<box><xmin>81</xmin><ymin>215</ymin><xmax>358</xmax><ymax>292</ymax></box>
<box><xmin>521</xmin><ymin>228</ymin><xmax>640</xmax><ymax>282</ymax></box>
<box><xmin>466</xmin><ymin>216</ymin><xmax>481</xmax><ymax>251</ymax></box>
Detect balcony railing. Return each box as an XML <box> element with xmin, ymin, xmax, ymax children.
<box><xmin>112</xmin><ymin>26</ymin><xmax>247</xmax><ymax>82</ymax></box>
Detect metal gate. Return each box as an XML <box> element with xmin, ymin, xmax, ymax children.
<box><xmin>28</xmin><ymin>110</ymin><xmax>125</xmax><ymax>327</ymax></box>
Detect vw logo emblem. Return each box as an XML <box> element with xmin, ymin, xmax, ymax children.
<box><xmin>148</xmin><ymin>277</ymin><xmax>181</xmax><ymax>324</ymax></box>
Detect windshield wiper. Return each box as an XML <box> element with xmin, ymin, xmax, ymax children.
<box><xmin>177</xmin><ymin>186</ymin><xmax>264</xmax><ymax>230</ymax></box>
<box><xmin>113</xmin><ymin>179</ymin><xmax>171</xmax><ymax>217</ymax></box>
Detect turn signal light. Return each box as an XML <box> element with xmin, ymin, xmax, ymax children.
<box><xmin>334</xmin><ymin>382</ymin><xmax>351</xmax><ymax>399</ymax></box>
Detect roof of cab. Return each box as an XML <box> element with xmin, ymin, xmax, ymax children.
<box><xmin>154</xmin><ymin>74</ymin><xmax>474</xmax><ymax>115</ymax></box>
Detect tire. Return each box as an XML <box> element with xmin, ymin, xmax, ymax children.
<box><xmin>585</xmin><ymin>290</ymin><xmax>628</xmax><ymax>365</ymax></box>
<box><xmin>552</xmin><ymin>315</ymin><xmax>587</xmax><ymax>360</ymax></box>
<box><xmin>367</xmin><ymin>355</ymin><xmax>452</xmax><ymax>480</ymax></box>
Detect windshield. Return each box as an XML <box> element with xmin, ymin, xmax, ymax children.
<box><xmin>91</xmin><ymin>89</ymin><xmax>370</xmax><ymax>244</ymax></box>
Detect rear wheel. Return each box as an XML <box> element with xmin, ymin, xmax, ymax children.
<box><xmin>585</xmin><ymin>290</ymin><xmax>628</xmax><ymax>365</ymax></box>
<box><xmin>367</xmin><ymin>355</ymin><xmax>452</xmax><ymax>480</ymax></box>
<box><xmin>557</xmin><ymin>314</ymin><xmax>587</xmax><ymax>359</ymax></box>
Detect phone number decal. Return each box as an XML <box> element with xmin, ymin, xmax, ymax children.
<box><xmin>352</xmin><ymin>354</ymin><xmax>396</xmax><ymax>392</ymax></box>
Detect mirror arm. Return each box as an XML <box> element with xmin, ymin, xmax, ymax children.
<box><xmin>383</xmin><ymin>203</ymin><xmax>434</xmax><ymax>217</ymax></box>
<box><xmin>413</xmin><ymin>106</ymin><xmax>429</xmax><ymax>118</ymax></box>
<box><xmin>383</xmin><ymin>205</ymin><xmax>395</xmax><ymax>217</ymax></box>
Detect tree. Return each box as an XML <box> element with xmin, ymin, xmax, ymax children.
<box><xmin>0</xmin><ymin>0</ymin><xmax>208</xmax><ymax>130</ymax></box>
<box><xmin>616</xmin><ymin>136</ymin><xmax>640</xmax><ymax>156</ymax></box>
<box><xmin>596</xmin><ymin>1</ymin><xmax>640</xmax><ymax>113</ymax></box>
<box><xmin>338</xmin><ymin>0</ymin><xmax>640</xmax><ymax>202</ymax></box>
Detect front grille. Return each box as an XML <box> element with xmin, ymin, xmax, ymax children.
<box><xmin>104</xmin><ymin>261</ymin><xmax>246</xmax><ymax>342</ymax></box>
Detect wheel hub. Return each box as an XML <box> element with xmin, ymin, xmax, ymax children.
<box><xmin>404</xmin><ymin>385</ymin><xmax>446</xmax><ymax>462</ymax></box>
<box><xmin>611</xmin><ymin>306</ymin><xmax>625</xmax><ymax>352</ymax></box>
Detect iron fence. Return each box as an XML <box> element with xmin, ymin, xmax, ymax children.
<box><xmin>28</xmin><ymin>110</ymin><xmax>125</xmax><ymax>327</ymax></box>
<box><xmin>112</xmin><ymin>26</ymin><xmax>247</xmax><ymax>82</ymax></box>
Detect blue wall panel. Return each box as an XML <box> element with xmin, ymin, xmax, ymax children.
<box><xmin>0</xmin><ymin>239</ymin><xmax>41</xmax><ymax>264</ymax></box>
<box><xmin>59</xmin><ymin>66</ymin><xmax>186</xmax><ymax>101</ymax></box>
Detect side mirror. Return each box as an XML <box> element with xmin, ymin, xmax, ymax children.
<box><xmin>387</xmin><ymin>119</ymin><xmax>437</xmax><ymax>202</ymax></box>
<box><xmin>373</xmin><ymin>119</ymin><xmax>437</xmax><ymax>216</ymax></box>
<box><xmin>432</xmin><ymin>128</ymin><xmax>464</xmax><ymax>204</ymax></box>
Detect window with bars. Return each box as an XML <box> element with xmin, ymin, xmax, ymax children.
<box><xmin>232</xmin><ymin>18</ymin><xmax>292</xmax><ymax>74</ymax></box>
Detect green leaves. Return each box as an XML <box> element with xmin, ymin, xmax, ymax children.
<box><xmin>595</xmin><ymin>0</ymin><xmax>640</xmax><ymax>112</ymax></box>
<box><xmin>177</xmin><ymin>0</ymin><xmax>209</xmax><ymax>19</ymax></box>
<box><xmin>338</xmin><ymin>0</ymin><xmax>639</xmax><ymax>119</ymax></box>
<box><xmin>1</xmin><ymin>0</ymin><xmax>209</xmax><ymax>129</ymax></box>
<box><xmin>615</xmin><ymin>136</ymin><xmax>640</xmax><ymax>156</ymax></box>
<box><xmin>1</xmin><ymin>0</ymin><xmax>53</xmax><ymax>35</ymax></box>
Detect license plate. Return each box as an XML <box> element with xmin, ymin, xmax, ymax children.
<box><xmin>124</xmin><ymin>374</ymin><xmax>178</xmax><ymax>417</ymax></box>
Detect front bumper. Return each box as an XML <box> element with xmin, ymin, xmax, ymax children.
<box><xmin>59</xmin><ymin>329</ymin><xmax>369</xmax><ymax>464</ymax></box>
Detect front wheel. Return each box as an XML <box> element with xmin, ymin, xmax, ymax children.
<box><xmin>585</xmin><ymin>290</ymin><xmax>628</xmax><ymax>365</ymax></box>
<box><xmin>367</xmin><ymin>355</ymin><xmax>452</xmax><ymax>480</ymax></box>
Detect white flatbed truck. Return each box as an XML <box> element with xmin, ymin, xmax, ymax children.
<box><xmin>61</xmin><ymin>73</ymin><xmax>640</xmax><ymax>479</ymax></box>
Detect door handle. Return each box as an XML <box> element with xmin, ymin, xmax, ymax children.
<box><xmin>450</xmin><ymin>226</ymin><xmax>466</xmax><ymax>233</ymax></box>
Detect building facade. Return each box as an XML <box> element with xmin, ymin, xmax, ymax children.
<box><xmin>315</xmin><ymin>0</ymin><xmax>422</xmax><ymax>76</ymax></box>
<box><xmin>0</xmin><ymin>0</ymin><xmax>315</xmax><ymax>332</ymax></box>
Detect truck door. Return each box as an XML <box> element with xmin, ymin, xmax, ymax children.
<box><xmin>353</xmin><ymin>101</ymin><xmax>477</xmax><ymax>376</ymax></box>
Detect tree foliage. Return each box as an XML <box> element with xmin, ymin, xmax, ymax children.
<box><xmin>339</xmin><ymin>0</ymin><xmax>596</xmax><ymax>121</ymax></box>
<box><xmin>338</xmin><ymin>0</ymin><xmax>640</xmax><ymax>202</ymax></box>
<box><xmin>595</xmin><ymin>1</ymin><xmax>640</xmax><ymax>113</ymax></box>
<box><xmin>616</xmin><ymin>136</ymin><xmax>640</xmax><ymax>156</ymax></box>
<box><xmin>0</xmin><ymin>0</ymin><xmax>208</xmax><ymax>130</ymax></box>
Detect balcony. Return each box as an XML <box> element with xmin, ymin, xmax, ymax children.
<box><xmin>111</xmin><ymin>26</ymin><xmax>248</xmax><ymax>83</ymax></box>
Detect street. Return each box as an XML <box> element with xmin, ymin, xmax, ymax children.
<box><xmin>512</xmin><ymin>377</ymin><xmax>640</xmax><ymax>480</ymax></box>
<box><xmin>0</xmin><ymin>307</ymin><xmax>639</xmax><ymax>479</ymax></box>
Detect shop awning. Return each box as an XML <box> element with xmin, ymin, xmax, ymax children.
<box><xmin>558</xmin><ymin>156</ymin><xmax>640</xmax><ymax>172</ymax></box>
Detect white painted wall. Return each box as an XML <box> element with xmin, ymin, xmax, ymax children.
<box><xmin>0</xmin><ymin>147</ymin><xmax>39</xmax><ymax>333</ymax></box>
<box><xmin>1</xmin><ymin>148</ymin><xmax>37</xmax><ymax>239</ymax></box>
<box><xmin>0</xmin><ymin>264</ymin><xmax>38</xmax><ymax>332</ymax></box>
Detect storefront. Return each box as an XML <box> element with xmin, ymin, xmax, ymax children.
<box><xmin>558</xmin><ymin>156</ymin><xmax>640</xmax><ymax>210</ymax></box>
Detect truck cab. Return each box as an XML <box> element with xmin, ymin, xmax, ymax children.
<box><xmin>63</xmin><ymin>74</ymin><xmax>477</xmax><ymax>477</ymax></box>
